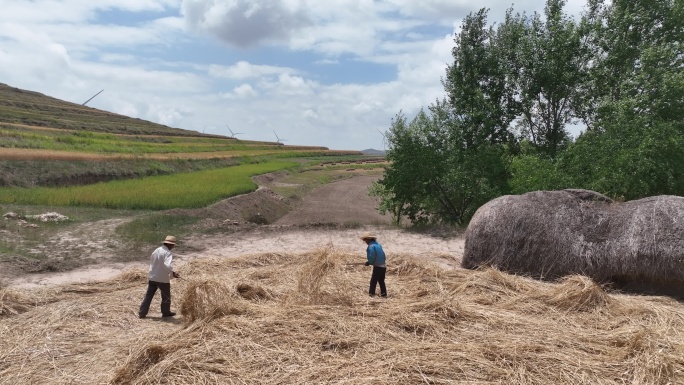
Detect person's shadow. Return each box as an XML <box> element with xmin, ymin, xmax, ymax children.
<box><xmin>143</xmin><ymin>316</ymin><xmax>184</xmax><ymax>325</ymax></box>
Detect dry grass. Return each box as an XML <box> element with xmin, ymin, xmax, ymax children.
<box><xmin>464</xmin><ymin>190</ymin><xmax>684</xmax><ymax>292</ymax></box>
<box><xmin>0</xmin><ymin>147</ymin><xmax>358</xmax><ymax>161</ymax></box>
<box><xmin>180</xmin><ymin>280</ymin><xmax>245</xmax><ymax>325</ymax></box>
<box><xmin>0</xmin><ymin>247</ymin><xmax>683</xmax><ymax>384</ymax></box>
<box><xmin>0</xmin><ymin>288</ymin><xmax>42</xmax><ymax>316</ymax></box>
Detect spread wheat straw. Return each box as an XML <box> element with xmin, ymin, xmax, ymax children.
<box><xmin>1</xmin><ymin>244</ymin><xmax>683</xmax><ymax>384</ymax></box>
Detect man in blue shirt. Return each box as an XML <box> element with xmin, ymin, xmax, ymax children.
<box><xmin>360</xmin><ymin>231</ymin><xmax>387</xmax><ymax>297</ymax></box>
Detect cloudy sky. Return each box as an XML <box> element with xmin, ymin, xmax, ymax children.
<box><xmin>0</xmin><ymin>0</ymin><xmax>586</xmax><ymax>150</ymax></box>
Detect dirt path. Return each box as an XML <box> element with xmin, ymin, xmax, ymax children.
<box><xmin>275</xmin><ymin>175</ymin><xmax>391</xmax><ymax>225</ymax></box>
<box><xmin>6</xmin><ymin>176</ymin><xmax>464</xmax><ymax>288</ymax></box>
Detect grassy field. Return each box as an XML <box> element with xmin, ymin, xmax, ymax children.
<box><xmin>0</xmin><ymin>84</ymin><xmax>373</xmax><ymax>190</ymax></box>
<box><xmin>0</xmin><ymin>83</ymin><xmax>208</xmax><ymax>136</ymax></box>
<box><xmin>0</xmin><ymin>123</ymin><xmax>332</xmax><ymax>154</ymax></box>
<box><xmin>0</xmin><ymin>160</ymin><xmax>299</xmax><ymax>209</ymax></box>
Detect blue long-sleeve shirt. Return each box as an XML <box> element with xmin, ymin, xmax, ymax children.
<box><xmin>366</xmin><ymin>240</ymin><xmax>386</xmax><ymax>267</ymax></box>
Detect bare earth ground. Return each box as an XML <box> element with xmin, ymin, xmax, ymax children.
<box><xmin>6</xmin><ymin>175</ymin><xmax>464</xmax><ymax>288</ymax></box>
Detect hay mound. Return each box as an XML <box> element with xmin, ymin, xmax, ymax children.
<box><xmin>463</xmin><ymin>190</ymin><xmax>684</xmax><ymax>292</ymax></box>
<box><xmin>235</xmin><ymin>283</ymin><xmax>271</xmax><ymax>300</ymax></box>
<box><xmin>539</xmin><ymin>275</ymin><xmax>612</xmax><ymax>312</ymax></box>
<box><xmin>0</xmin><ymin>289</ymin><xmax>38</xmax><ymax>316</ymax></box>
<box><xmin>180</xmin><ymin>280</ymin><xmax>242</xmax><ymax>324</ymax></box>
<box><xmin>110</xmin><ymin>344</ymin><xmax>170</xmax><ymax>385</ymax></box>
<box><xmin>291</xmin><ymin>243</ymin><xmax>355</xmax><ymax>305</ymax></box>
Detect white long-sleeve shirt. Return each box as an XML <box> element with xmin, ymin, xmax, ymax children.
<box><xmin>148</xmin><ymin>245</ymin><xmax>174</xmax><ymax>283</ymax></box>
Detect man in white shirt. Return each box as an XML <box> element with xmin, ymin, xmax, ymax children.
<box><xmin>138</xmin><ymin>235</ymin><xmax>180</xmax><ymax>318</ymax></box>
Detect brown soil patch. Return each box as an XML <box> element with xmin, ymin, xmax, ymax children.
<box><xmin>2</xmin><ymin>175</ymin><xmax>464</xmax><ymax>288</ymax></box>
<box><xmin>275</xmin><ymin>175</ymin><xmax>391</xmax><ymax>226</ymax></box>
<box><xmin>166</xmin><ymin>186</ymin><xmax>290</xmax><ymax>225</ymax></box>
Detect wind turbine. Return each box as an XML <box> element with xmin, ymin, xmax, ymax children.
<box><xmin>82</xmin><ymin>89</ymin><xmax>104</xmax><ymax>106</ymax></box>
<box><xmin>377</xmin><ymin>129</ymin><xmax>387</xmax><ymax>151</ymax></box>
<box><xmin>226</xmin><ymin>125</ymin><xmax>243</xmax><ymax>139</ymax></box>
<box><xmin>273</xmin><ymin>130</ymin><xmax>287</xmax><ymax>145</ymax></box>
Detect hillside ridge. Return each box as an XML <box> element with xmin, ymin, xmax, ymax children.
<box><xmin>0</xmin><ymin>82</ymin><xmax>214</xmax><ymax>137</ymax></box>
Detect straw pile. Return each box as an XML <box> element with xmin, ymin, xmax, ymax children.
<box><xmin>463</xmin><ymin>190</ymin><xmax>684</xmax><ymax>293</ymax></box>
<box><xmin>1</xmin><ymin>245</ymin><xmax>683</xmax><ymax>384</ymax></box>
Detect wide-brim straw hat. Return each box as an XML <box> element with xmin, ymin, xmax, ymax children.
<box><xmin>163</xmin><ymin>235</ymin><xmax>177</xmax><ymax>245</ymax></box>
<box><xmin>359</xmin><ymin>231</ymin><xmax>377</xmax><ymax>240</ymax></box>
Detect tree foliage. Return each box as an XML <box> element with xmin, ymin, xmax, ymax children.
<box><xmin>374</xmin><ymin>0</ymin><xmax>684</xmax><ymax>226</ymax></box>
<box><xmin>372</xmin><ymin>103</ymin><xmax>509</xmax><ymax>225</ymax></box>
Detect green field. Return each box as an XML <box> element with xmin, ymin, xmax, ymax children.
<box><xmin>0</xmin><ymin>124</ymin><xmax>330</xmax><ymax>154</ymax></box>
<box><xmin>0</xmin><ymin>83</ymin><xmax>381</xmax><ymax>211</ymax></box>
<box><xmin>0</xmin><ymin>160</ymin><xmax>298</xmax><ymax>209</ymax></box>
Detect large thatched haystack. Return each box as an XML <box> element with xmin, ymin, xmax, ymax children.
<box><xmin>463</xmin><ymin>189</ymin><xmax>684</xmax><ymax>291</ymax></box>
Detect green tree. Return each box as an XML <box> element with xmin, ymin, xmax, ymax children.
<box><xmin>373</xmin><ymin>0</ymin><xmax>684</xmax><ymax>226</ymax></box>
<box><xmin>509</xmin><ymin>0</ymin><xmax>589</xmax><ymax>159</ymax></box>
<box><xmin>582</xmin><ymin>0</ymin><xmax>684</xmax><ymax>123</ymax></box>
<box><xmin>561</xmin><ymin>0</ymin><xmax>684</xmax><ymax>198</ymax></box>
<box><xmin>509</xmin><ymin>153</ymin><xmax>567</xmax><ymax>194</ymax></box>
<box><xmin>373</xmin><ymin>102</ymin><xmax>508</xmax><ymax>226</ymax></box>
<box><xmin>372</xmin><ymin>111</ymin><xmax>439</xmax><ymax>224</ymax></box>
<box><xmin>443</xmin><ymin>9</ymin><xmax>516</xmax><ymax>148</ymax></box>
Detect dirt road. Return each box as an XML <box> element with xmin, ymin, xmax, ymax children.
<box><xmin>6</xmin><ymin>176</ymin><xmax>464</xmax><ymax>288</ymax></box>
<box><xmin>275</xmin><ymin>175</ymin><xmax>391</xmax><ymax>225</ymax></box>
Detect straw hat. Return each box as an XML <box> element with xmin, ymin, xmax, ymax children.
<box><xmin>359</xmin><ymin>231</ymin><xmax>377</xmax><ymax>240</ymax></box>
<box><xmin>163</xmin><ymin>235</ymin><xmax>177</xmax><ymax>245</ymax></box>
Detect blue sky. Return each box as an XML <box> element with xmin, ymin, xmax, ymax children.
<box><xmin>0</xmin><ymin>0</ymin><xmax>586</xmax><ymax>150</ymax></box>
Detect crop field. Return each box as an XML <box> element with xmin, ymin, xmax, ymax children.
<box><xmin>0</xmin><ymin>84</ymin><xmax>373</xmax><ymax>193</ymax></box>
<box><xmin>0</xmin><ymin>147</ymin><xmax>362</xmax><ymax>162</ymax></box>
<box><xmin>0</xmin><ymin>160</ymin><xmax>298</xmax><ymax>209</ymax></box>
<box><xmin>0</xmin><ymin>124</ymin><xmax>332</xmax><ymax>154</ymax></box>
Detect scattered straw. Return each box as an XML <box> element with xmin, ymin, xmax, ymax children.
<box><xmin>0</xmin><ymin>246</ymin><xmax>683</xmax><ymax>384</ymax></box>
<box><xmin>180</xmin><ymin>280</ymin><xmax>243</xmax><ymax>325</ymax></box>
<box><xmin>236</xmin><ymin>283</ymin><xmax>272</xmax><ymax>301</ymax></box>
<box><xmin>0</xmin><ymin>289</ymin><xmax>37</xmax><ymax>316</ymax></box>
<box><xmin>110</xmin><ymin>344</ymin><xmax>171</xmax><ymax>385</ymax></box>
<box><xmin>540</xmin><ymin>275</ymin><xmax>612</xmax><ymax>312</ymax></box>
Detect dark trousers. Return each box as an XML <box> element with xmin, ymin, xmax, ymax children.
<box><xmin>369</xmin><ymin>266</ymin><xmax>387</xmax><ymax>296</ymax></box>
<box><xmin>139</xmin><ymin>281</ymin><xmax>172</xmax><ymax>317</ymax></box>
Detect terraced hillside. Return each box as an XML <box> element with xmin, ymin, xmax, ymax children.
<box><xmin>0</xmin><ymin>83</ymin><xmax>366</xmax><ymax>188</ymax></box>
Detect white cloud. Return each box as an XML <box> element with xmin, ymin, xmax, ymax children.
<box><xmin>147</xmin><ymin>104</ymin><xmax>184</xmax><ymax>126</ymax></box>
<box><xmin>99</xmin><ymin>53</ymin><xmax>138</xmax><ymax>63</ymax></box>
<box><xmin>181</xmin><ymin>0</ymin><xmax>310</xmax><ymax>47</ymax></box>
<box><xmin>0</xmin><ymin>0</ymin><xmax>589</xmax><ymax>151</ymax></box>
<box><xmin>208</xmin><ymin>61</ymin><xmax>295</xmax><ymax>80</ymax></box>
<box><xmin>314</xmin><ymin>59</ymin><xmax>338</xmax><ymax>65</ymax></box>
<box><xmin>233</xmin><ymin>83</ymin><xmax>257</xmax><ymax>98</ymax></box>
<box><xmin>302</xmin><ymin>109</ymin><xmax>318</xmax><ymax>119</ymax></box>
<box><xmin>47</xmin><ymin>43</ymin><xmax>72</xmax><ymax>66</ymax></box>
<box><xmin>384</xmin><ymin>0</ymin><xmax>471</xmax><ymax>21</ymax></box>
<box><xmin>0</xmin><ymin>0</ymin><xmax>179</xmax><ymax>23</ymax></box>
